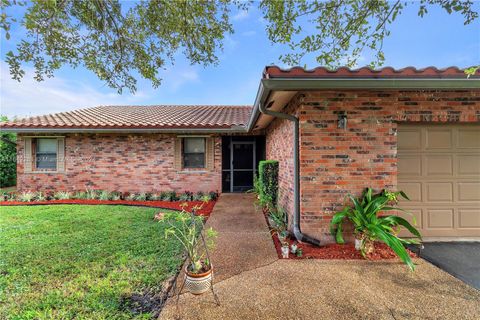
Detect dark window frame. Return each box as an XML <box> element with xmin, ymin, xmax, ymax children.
<box><xmin>182</xmin><ymin>137</ymin><xmax>206</xmax><ymax>169</ymax></box>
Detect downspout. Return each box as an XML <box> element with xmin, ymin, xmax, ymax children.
<box><xmin>258</xmin><ymin>102</ymin><xmax>321</xmax><ymax>246</ymax></box>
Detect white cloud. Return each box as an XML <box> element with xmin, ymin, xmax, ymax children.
<box><xmin>241</xmin><ymin>30</ymin><xmax>256</xmax><ymax>37</ymax></box>
<box><xmin>0</xmin><ymin>62</ymin><xmax>150</xmax><ymax>118</ymax></box>
<box><xmin>232</xmin><ymin>9</ymin><xmax>249</xmax><ymax>21</ymax></box>
<box><xmin>164</xmin><ymin>68</ymin><xmax>200</xmax><ymax>91</ymax></box>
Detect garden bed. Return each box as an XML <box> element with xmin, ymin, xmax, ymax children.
<box><xmin>0</xmin><ymin>199</ymin><xmax>216</xmax><ymax>216</ymax></box>
<box><xmin>264</xmin><ymin>209</ymin><xmax>417</xmax><ymax>261</ymax></box>
<box><xmin>270</xmin><ymin>231</ymin><xmax>417</xmax><ymax>260</ymax></box>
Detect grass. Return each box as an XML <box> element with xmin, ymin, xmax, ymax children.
<box><xmin>0</xmin><ymin>205</ymin><xmax>186</xmax><ymax>319</ymax></box>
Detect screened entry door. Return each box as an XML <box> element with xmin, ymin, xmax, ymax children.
<box><xmin>231</xmin><ymin>141</ymin><xmax>255</xmax><ymax>192</ymax></box>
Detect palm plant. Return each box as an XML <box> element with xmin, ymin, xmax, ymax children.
<box><xmin>330</xmin><ymin>188</ymin><xmax>422</xmax><ymax>271</ymax></box>
<box><xmin>163</xmin><ymin>208</ymin><xmax>217</xmax><ymax>274</ymax></box>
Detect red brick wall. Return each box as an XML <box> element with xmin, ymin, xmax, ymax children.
<box><xmin>266</xmin><ymin>89</ymin><xmax>480</xmax><ymax>243</ymax></box>
<box><xmin>17</xmin><ymin>133</ymin><xmax>222</xmax><ymax>193</ymax></box>
<box><xmin>265</xmin><ymin>97</ymin><xmax>302</xmax><ymax>226</ymax></box>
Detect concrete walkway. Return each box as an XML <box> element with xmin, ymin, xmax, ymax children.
<box><xmin>202</xmin><ymin>193</ymin><xmax>278</xmax><ymax>283</ymax></box>
<box><xmin>160</xmin><ymin>194</ymin><xmax>480</xmax><ymax>320</ymax></box>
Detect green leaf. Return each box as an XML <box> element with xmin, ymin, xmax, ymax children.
<box><xmin>368</xmin><ymin>224</ymin><xmax>416</xmax><ymax>271</ymax></box>
<box><xmin>380</xmin><ymin>215</ymin><xmax>422</xmax><ymax>239</ymax></box>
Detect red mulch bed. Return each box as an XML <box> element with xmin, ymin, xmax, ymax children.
<box><xmin>264</xmin><ymin>209</ymin><xmax>416</xmax><ymax>261</ymax></box>
<box><xmin>0</xmin><ymin>199</ymin><xmax>216</xmax><ymax>217</ymax></box>
<box><xmin>271</xmin><ymin>232</ymin><xmax>417</xmax><ymax>260</ymax></box>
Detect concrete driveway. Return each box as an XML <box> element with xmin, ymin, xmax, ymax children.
<box><xmin>160</xmin><ymin>195</ymin><xmax>480</xmax><ymax>319</ymax></box>
<box><xmin>414</xmin><ymin>242</ymin><xmax>480</xmax><ymax>290</ymax></box>
<box><xmin>160</xmin><ymin>259</ymin><xmax>480</xmax><ymax>320</ymax></box>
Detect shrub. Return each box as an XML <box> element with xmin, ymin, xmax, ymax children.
<box><xmin>161</xmin><ymin>191</ymin><xmax>177</xmax><ymax>202</ymax></box>
<box><xmin>193</xmin><ymin>191</ymin><xmax>204</xmax><ymax>201</ymax></box>
<box><xmin>134</xmin><ymin>193</ymin><xmax>148</xmax><ymax>201</ymax></box>
<box><xmin>35</xmin><ymin>192</ymin><xmax>47</xmax><ymax>201</ymax></box>
<box><xmin>98</xmin><ymin>190</ymin><xmax>112</xmax><ymax>201</ymax></box>
<box><xmin>144</xmin><ymin>193</ymin><xmax>154</xmax><ymax>201</ymax></box>
<box><xmin>208</xmin><ymin>191</ymin><xmax>218</xmax><ymax>201</ymax></box>
<box><xmin>179</xmin><ymin>191</ymin><xmax>193</xmax><ymax>201</ymax></box>
<box><xmin>0</xmin><ymin>116</ymin><xmax>16</xmax><ymax>188</ymax></box>
<box><xmin>19</xmin><ymin>191</ymin><xmax>35</xmax><ymax>202</ymax></box>
<box><xmin>85</xmin><ymin>188</ymin><xmax>98</xmax><ymax>200</ymax></box>
<box><xmin>1</xmin><ymin>191</ymin><xmax>15</xmax><ymax>201</ymax></box>
<box><xmin>258</xmin><ymin>160</ymin><xmax>279</xmax><ymax>207</ymax></box>
<box><xmin>54</xmin><ymin>191</ymin><xmax>71</xmax><ymax>200</ymax></box>
<box><xmin>126</xmin><ymin>193</ymin><xmax>137</xmax><ymax>201</ymax></box>
<box><xmin>110</xmin><ymin>192</ymin><xmax>121</xmax><ymax>200</ymax></box>
<box><xmin>73</xmin><ymin>191</ymin><xmax>88</xmax><ymax>199</ymax></box>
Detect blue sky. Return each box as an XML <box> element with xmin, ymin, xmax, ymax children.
<box><xmin>0</xmin><ymin>2</ymin><xmax>479</xmax><ymax>118</ymax></box>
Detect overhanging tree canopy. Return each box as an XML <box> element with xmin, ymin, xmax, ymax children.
<box><xmin>1</xmin><ymin>0</ymin><xmax>478</xmax><ymax>93</ymax></box>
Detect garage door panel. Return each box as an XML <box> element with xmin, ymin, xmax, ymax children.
<box><xmin>426</xmin><ymin>182</ymin><xmax>453</xmax><ymax>202</ymax></box>
<box><xmin>398</xmin><ymin>124</ymin><xmax>480</xmax><ymax>238</ymax></box>
<box><xmin>426</xmin><ymin>129</ymin><xmax>453</xmax><ymax>149</ymax></box>
<box><xmin>458</xmin><ymin>182</ymin><xmax>480</xmax><ymax>201</ymax></box>
<box><xmin>458</xmin><ymin>155</ymin><xmax>480</xmax><ymax>175</ymax></box>
<box><xmin>458</xmin><ymin>209</ymin><xmax>480</xmax><ymax>228</ymax></box>
<box><xmin>427</xmin><ymin>209</ymin><xmax>454</xmax><ymax>229</ymax></box>
<box><xmin>398</xmin><ymin>155</ymin><xmax>422</xmax><ymax>176</ymax></box>
<box><xmin>425</xmin><ymin>155</ymin><xmax>453</xmax><ymax>175</ymax></box>
<box><xmin>398</xmin><ymin>208</ymin><xmax>423</xmax><ymax>229</ymax></box>
<box><xmin>457</xmin><ymin>128</ymin><xmax>480</xmax><ymax>149</ymax></box>
<box><xmin>398</xmin><ymin>182</ymin><xmax>422</xmax><ymax>202</ymax></box>
<box><xmin>398</xmin><ymin>130</ymin><xmax>421</xmax><ymax>150</ymax></box>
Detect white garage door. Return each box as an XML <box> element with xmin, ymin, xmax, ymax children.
<box><xmin>398</xmin><ymin>124</ymin><xmax>480</xmax><ymax>238</ymax></box>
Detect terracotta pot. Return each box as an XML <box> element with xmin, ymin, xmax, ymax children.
<box><xmin>185</xmin><ymin>266</ymin><xmax>213</xmax><ymax>295</ymax></box>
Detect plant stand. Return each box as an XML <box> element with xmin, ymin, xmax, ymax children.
<box><xmin>172</xmin><ymin>209</ymin><xmax>220</xmax><ymax>318</ymax></box>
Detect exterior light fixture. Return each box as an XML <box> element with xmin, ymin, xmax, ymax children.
<box><xmin>338</xmin><ymin>112</ymin><xmax>347</xmax><ymax>129</ymax></box>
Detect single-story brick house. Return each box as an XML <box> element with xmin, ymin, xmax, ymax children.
<box><xmin>2</xmin><ymin>66</ymin><xmax>479</xmax><ymax>243</ymax></box>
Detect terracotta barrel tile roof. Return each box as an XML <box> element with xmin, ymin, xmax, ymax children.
<box><xmin>263</xmin><ymin>66</ymin><xmax>480</xmax><ymax>79</ymax></box>
<box><xmin>1</xmin><ymin>105</ymin><xmax>253</xmax><ymax>130</ymax></box>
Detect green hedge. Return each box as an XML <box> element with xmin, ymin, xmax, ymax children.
<box><xmin>0</xmin><ymin>116</ymin><xmax>16</xmax><ymax>188</ymax></box>
<box><xmin>258</xmin><ymin>160</ymin><xmax>279</xmax><ymax>206</ymax></box>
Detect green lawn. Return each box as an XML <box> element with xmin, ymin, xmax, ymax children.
<box><xmin>0</xmin><ymin>205</ymin><xmax>185</xmax><ymax>319</ymax></box>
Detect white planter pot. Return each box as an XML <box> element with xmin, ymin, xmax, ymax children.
<box><xmin>355</xmin><ymin>238</ymin><xmax>362</xmax><ymax>251</ymax></box>
<box><xmin>185</xmin><ymin>267</ymin><xmax>213</xmax><ymax>295</ymax></box>
<box><xmin>281</xmin><ymin>246</ymin><xmax>289</xmax><ymax>259</ymax></box>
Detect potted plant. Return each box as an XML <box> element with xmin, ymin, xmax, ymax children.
<box><xmin>330</xmin><ymin>188</ymin><xmax>422</xmax><ymax>271</ymax></box>
<box><xmin>163</xmin><ymin>207</ymin><xmax>217</xmax><ymax>295</ymax></box>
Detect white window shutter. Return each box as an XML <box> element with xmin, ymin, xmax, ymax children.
<box><xmin>57</xmin><ymin>137</ymin><xmax>65</xmax><ymax>172</ymax></box>
<box><xmin>24</xmin><ymin>137</ymin><xmax>32</xmax><ymax>173</ymax></box>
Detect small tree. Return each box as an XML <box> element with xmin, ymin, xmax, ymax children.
<box><xmin>0</xmin><ymin>116</ymin><xmax>16</xmax><ymax>188</ymax></box>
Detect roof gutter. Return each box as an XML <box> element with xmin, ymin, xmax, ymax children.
<box><xmin>247</xmin><ymin>77</ymin><xmax>480</xmax><ymax>130</ymax></box>
<box><xmin>258</xmin><ymin>101</ymin><xmax>321</xmax><ymax>246</ymax></box>
<box><xmin>0</xmin><ymin>126</ymin><xmax>249</xmax><ymax>134</ymax></box>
